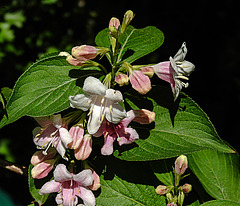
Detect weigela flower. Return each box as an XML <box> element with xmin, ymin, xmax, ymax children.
<box><xmin>151</xmin><ymin>42</ymin><xmax>195</xmax><ymax>100</ymax></box>
<box><xmin>69</xmin><ymin>76</ymin><xmax>127</xmax><ymax>135</ymax></box>
<box><xmin>93</xmin><ymin>110</ymin><xmax>140</xmax><ymax>155</ymax></box>
<box><xmin>68</xmin><ymin>125</ymin><xmax>92</xmax><ymax>160</ymax></box>
<box><xmin>39</xmin><ymin>164</ymin><xmax>95</xmax><ymax>206</ymax></box>
<box><xmin>33</xmin><ymin>114</ymin><xmax>73</xmax><ymax>160</ymax></box>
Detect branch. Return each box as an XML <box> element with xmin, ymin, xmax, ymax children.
<box><xmin>0</xmin><ymin>158</ymin><xmax>27</xmax><ymax>176</ymax></box>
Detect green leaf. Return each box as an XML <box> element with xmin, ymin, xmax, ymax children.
<box><xmin>188</xmin><ymin>150</ymin><xmax>240</xmax><ymax>202</ymax></box>
<box><xmin>118</xmin><ymin>25</ymin><xmax>164</xmax><ymax>63</ymax></box>
<box><xmin>95</xmin><ymin>26</ymin><xmax>164</xmax><ymax>64</ymax></box>
<box><xmin>28</xmin><ymin>164</ymin><xmax>49</xmax><ymax>205</ymax></box>
<box><xmin>114</xmin><ymin>86</ymin><xmax>233</xmax><ymax>161</ymax></box>
<box><xmin>0</xmin><ymin>55</ymin><xmax>103</xmax><ymax>129</ymax></box>
<box><xmin>94</xmin><ymin>156</ymin><xmax>165</xmax><ymax>206</ymax></box>
<box><xmin>97</xmin><ymin>176</ymin><xmax>165</xmax><ymax>206</ymax></box>
<box><xmin>200</xmin><ymin>200</ymin><xmax>240</xmax><ymax>206</ymax></box>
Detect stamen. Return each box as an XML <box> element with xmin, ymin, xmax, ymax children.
<box><xmin>104</xmin><ymin>131</ymin><xmax>109</xmax><ymax>138</ymax></box>
<box><xmin>176</xmin><ymin>75</ymin><xmax>189</xmax><ymax>81</ymax></box>
<box><xmin>109</xmin><ymin>104</ymin><xmax>113</xmax><ymax>114</ymax></box>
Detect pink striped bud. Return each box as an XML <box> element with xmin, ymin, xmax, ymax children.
<box><xmin>72</xmin><ymin>45</ymin><xmax>99</xmax><ymax>61</ymax></box>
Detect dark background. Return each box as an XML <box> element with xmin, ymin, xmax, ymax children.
<box><xmin>0</xmin><ymin>0</ymin><xmax>239</xmax><ymax>205</ymax></box>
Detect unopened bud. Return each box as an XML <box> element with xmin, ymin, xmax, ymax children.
<box><xmin>31</xmin><ymin>159</ymin><xmax>56</xmax><ymax>179</ymax></box>
<box><xmin>181</xmin><ymin>183</ymin><xmax>192</xmax><ymax>194</ymax></box>
<box><xmin>177</xmin><ymin>190</ymin><xmax>185</xmax><ymax>206</ymax></box>
<box><xmin>175</xmin><ymin>155</ymin><xmax>188</xmax><ymax>175</ymax></box>
<box><xmin>66</xmin><ymin>55</ymin><xmax>84</xmax><ymax>66</ymax></box>
<box><xmin>72</xmin><ymin>45</ymin><xmax>99</xmax><ymax>61</ymax></box>
<box><xmin>133</xmin><ymin>109</ymin><xmax>155</xmax><ymax>124</ymax></box>
<box><xmin>121</xmin><ymin>10</ymin><xmax>134</xmax><ymax>33</ymax></box>
<box><xmin>155</xmin><ymin>185</ymin><xmax>168</xmax><ymax>195</ymax></box>
<box><xmin>109</xmin><ymin>17</ymin><xmax>120</xmax><ymax>38</ymax></box>
<box><xmin>31</xmin><ymin>148</ymin><xmax>57</xmax><ymax>165</ymax></box>
<box><xmin>115</xmin><ymin>73</ymin><xmax>129</xmax><ymax>86</ymax></box>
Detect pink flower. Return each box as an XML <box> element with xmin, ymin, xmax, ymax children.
<box><xmin>152</xmin><ymin>42</ymin><xmax>195</xmax><ymax>100</ymax></box>
<box><xmin>129</xmin><ymin>70</ymin><xmax>151</xmax><ymax>95</ymax></box>
<box><xmin>93</xmin><ymin>110</ymin><xmax>139</xmax><ymax>155</ymax></box>
<box><xmin>33</xmin><ymin>114</ymin><xmax>73</xmax><ymax>160</ymax></box>
<box><xmin>68</xmin><ymin>125</ymin><xmax>92</xmax><ymax>160</ymax></box>
<box><xmin>39</xmin><ymin>164</ymin><xmax>95</xmax><ymax>206</ymax></box>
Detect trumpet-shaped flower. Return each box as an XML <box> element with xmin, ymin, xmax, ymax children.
<box><xmin>93</xmin><ymin>110</ymin><xmax>140</xmax><ymax>155</ymax></box>
<box><xmin>39</xmin><ymin>164</ymin><xmax>95</xmax><ymax>206</ymax></box>
<box><xmin>33</xmin><ymin>114</ymin><xmax>73</xmax><ymax>160</ymax></box>
<box><xmin>69</xmin><ymin>76</ymin><xmax>127</xmax><ymax>135</ymax></box>
<box><xmin>151</xmin><ymin>42</ymin><xmax>195</xmax><ymax>100</ymax></box>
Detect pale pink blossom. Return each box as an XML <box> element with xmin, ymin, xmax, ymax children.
<box><xmin>132</xmin><ymin>109</ymin><xmax>155</xmax><ymax>124</ymax></box>
<box><xmin>152</xmin><ymin>42</ymin><xmax>195</xmax><ymax>100</ymax></box>
<box><xmin>69</xmin><ymin>76</ymin><xmax>127</xmax><ymax>135</ymax></box>
<box><xmin>39</xmin><ymin>164</ymin><xmax>95</xmax><ymax>206</ymax></box>
<box><xmin>33</xmin><ymin>114</ymin><xmax>72</xmax><ymax>160</ymax></box>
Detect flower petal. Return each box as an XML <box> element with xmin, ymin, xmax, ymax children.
<box><xmin>83</xmin><ymin>76</ymin><xmax>106</xmax><ymax>96</ymax></box>
<box><xmin>69</xmin><ymin>94</ymin><xmax>91</xmax><ymax>111</ymax></box>
<box><xmin>101</xmin><ymin>134</ymin><xmax>115</xmax><ymax>155</ymax></box>
<box><xmin>173</xmin><ymin>42</ymin><xmax>187</xmax><ymax>62</ymax></box>
<box><xmin>87</xmin><ymin>104</ymin><xmax>102</xmax><ymax>134</ymax></box>
<box><xmin>118</xmin><ymin>128</ymin><xmax>139</xmax><ymax>146</ymax></box>
<box><xmin>54</xmin><ymin>164</ymin><xmax>73</xmax><ymax>182</ymax></box>
<box><xmin>79</xmin><ymin>186</ymin><xmax>96</xmax><ymax>206</ymax></box>
<box><xmin>39</xmin><ymin>180</ymin><xmax>61</xmax><ymax>195</ymax></box>
<box><xmin>59</xmin><ymin>128</ymin><xmax>73</xmax><ymax>148</ymax></box>
<box><xmin>105</xmin><ymin>103</ymin><xmax>127</xmax><ymax>124</ymax></box>
<box><xmin>73</xmin><ymin>169</ymin><xmax>93</xmax><ymax>187</ymax></box>
<box><xmin>105</xmin><ymin>89</ymin><xmax>124</xmax><ymax>102</ymax></box>
<box><xmin>177</xmin><ymin>61</ymin><xmax>195</xmax><ymax>76</ymax></box>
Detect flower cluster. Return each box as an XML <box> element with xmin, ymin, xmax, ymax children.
<box><xmin>30</xmin><ymin>10</ymin><xmax>195</xmax><ymax>206</ymax></box>
<box><xmin>155</xmin><ymin>155</ymin><xmax>192</xmax><ymax>206</ymax></box>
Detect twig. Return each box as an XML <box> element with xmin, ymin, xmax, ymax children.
<box><xmin>0</xmin><ymin>158</ymin><xmax>27</xmax><ymax>176</ymax></box>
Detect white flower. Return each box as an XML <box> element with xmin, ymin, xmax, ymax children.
<box><xmin>69</xmin><ymin>76</ymin><xmax>127</xmax><ymax>134</ymax></box>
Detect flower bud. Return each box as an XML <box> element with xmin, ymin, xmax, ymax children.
<box><xmin>68</xmin><ymin>125</ymin><xmax>84</xmax><ymax>150</ymax></box>
<box><xmin>30</xmin><ymin>148</ymin><xmax>57</xmax><ymax>165</ymax></box>
<box><xmin>31</xmin><ymin>159</ymin><xmax>56</xmax><ymax>179</ymax></box>
<box><xmin>121</xmin><ymin>10</ymin><xmax>134</xmax><ymax>33</ymax></box>
<box><xmin>177</xmin><ymin>190</ymin><xmax>185</xmax><ymax>206</ymax></box>
<box><xmin>74</xmin><ymin>133</ymin><xmax>92</xmax><ymax>160</ymax></box>
<box><xmin>109</xmin><ymin>17</ymin><xmax>120</xmax><ymax>38</ymax></box>
<box><xmin>155</xmin><ymin>185</ymin><xmax>168</xmax><ymax>195</ymax></box>
<box><xmin>141</xmin><ymin>66</ymin><xmax>154</xmax><ymax>78</ymax></box>
<box><xmin>175</xmin><ymin>155</ymin><xmax>188</xmax><ymax>175</ymax></box>
<box><xmin>115</xmin><ymin>73</ymin><xmax>129</xmax><ymax>86</ymax></box>
<box><xmin>58</xmin><ymin>51</ymin><xmax>70</xmax><ymax>56</ymax></box>
<box><xmin>71</xmin><ymin>45</ymin><xmax>99</xmax><ymax>61</ymax></box>
<box><xmin>66</xmin><ymin>55</ymin><xmax>84</xmax><ymax>66</ymax></box>
<box><xmin>181</xmin><ymin>183</ymin><xmax>192</xmax><ymax>194</ymax></box>
<box><xmin>133</xmin><ymin>109</ymin><xmax>155</xmax><ymax>124</ymax></box>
